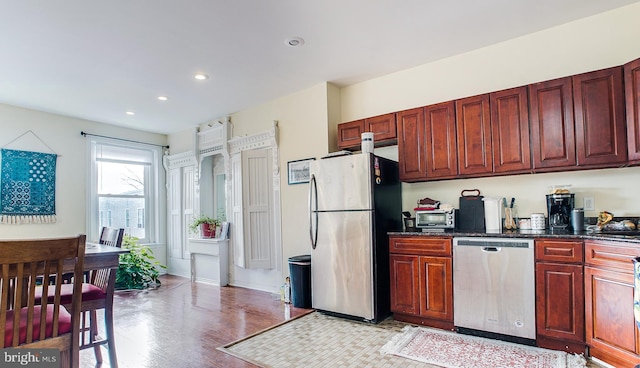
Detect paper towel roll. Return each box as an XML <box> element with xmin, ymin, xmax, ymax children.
<box><xmin>361</xmin><ymin>132</ymin><xmax>374</xmax><ymax>153</ymax></box>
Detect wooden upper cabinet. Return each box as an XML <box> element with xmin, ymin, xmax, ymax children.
<box><xmin>456</xmin><ymin>94</ymin><xmax>493</xmax><ymax>176</ymax></box>
<box><xmin>625</xmin><ymin>58</ymin><xmax>640</xmax><ymax>163</ymax></box>
<box><xmin>366</xmin><ymin>113</ymin><xmax>397</xmax><ymax>142</ymax></box>
<box><xmin>573</xmin><ymin>67</ymin><xmax>627</xmax><ymax>166</ymax></box>
<box><xmin>424</xmin><ymin>101</ymin><xmax>458</xmax><ymax>179</ymax></box>
<box><xmin>397</xmin><ymin>107</ymin><xmax>426</xmax><ymax>181</ymax></box>
<box><xmin>337</xmin><ymin>113</ymin><xmax>397</xmax><ymax>150</ymax></box>
<box><xmin>529</xmin><ymin>77</ymin><xmax>576</xmax><ymax>170</ymax></box>
<box><xmin>337</xmin><ymin>119</ymin><xmax>364</xmax><ymax>149</ymax></box>
<box><xmin>490</xmin><ymin>86</ymin><xmax>531</xmax><ymax>173</ymax></box>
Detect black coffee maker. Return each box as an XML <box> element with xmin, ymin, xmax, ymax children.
<box><xmin>546</xmin><ymin>193</ymin><xmax>575</xmax><ymax>230</ymax></box>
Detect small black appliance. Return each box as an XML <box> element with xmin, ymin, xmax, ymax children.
<box><xmin>546</xmin><ymin>193</ymin><xmax>575</xmax><ymax>230</ymax></box>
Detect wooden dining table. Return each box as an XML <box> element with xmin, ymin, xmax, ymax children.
<box><xmin>82</xmin><ymin>242</ymin><xmax>129</xmax><ymax>272</ymax></box>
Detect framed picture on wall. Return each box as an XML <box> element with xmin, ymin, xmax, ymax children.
<box><xmin>287</xmin><ymin>158</ymin><xmax>315</xmax><ymax>185</ymax></box>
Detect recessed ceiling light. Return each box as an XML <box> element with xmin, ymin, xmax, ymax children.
<box><xmin>194</xmin><ymin>73</ymin><xmax>209</xmax><ymax>80</ymax></box>
<box><xmin>158</xmin><ymin>96</ymin><xmax>168</xmax><ymax>101</ymax></box>
<box><xmin>285</xmin><ymin>37</ymin><xmax>305</xmax><ymax>47</ymax></box>
<box><xmin>126</xmin><ymin>111</ymin><xmax>135</xmax><ymax>116</ymax></box>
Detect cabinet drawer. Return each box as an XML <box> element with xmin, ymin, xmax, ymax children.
<box><xmin>389</xmin><ymin>236</ymin><xmax>452</xmax><ymax>256</ymax></box>
<box><xmin>535</xmin><ymin>239</ymin><xmax>583</xmax><ymax>263</ymax></box>
<box><xmin>584</xmin><ymin>240</ymin><xmax>640</xmax><ymax>273</ymax></box>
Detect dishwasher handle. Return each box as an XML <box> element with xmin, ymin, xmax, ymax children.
<box><xmin>482</xmin><ymin>247</ymin><xmax>500</xmax><ymax>252</ymax></box>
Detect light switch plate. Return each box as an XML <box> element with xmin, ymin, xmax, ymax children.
<box><xmin>584</xmin><ymin>197</ymin><xmax>595</xmax><ymax>211</ymax></box>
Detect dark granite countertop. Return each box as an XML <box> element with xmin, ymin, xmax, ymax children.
<box><xmin>388</xmin><ymin>229</ymin><xmax>640</xmax><ymax>244</ymax></box>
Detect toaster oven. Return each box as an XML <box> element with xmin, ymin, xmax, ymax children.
<box><xmin>415</xmin><ymin>209</ymin><xmax>457</xmax><ymax>231</ymax></box>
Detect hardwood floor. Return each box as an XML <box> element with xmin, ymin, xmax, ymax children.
<box><xmin>80</xmin><ymin>274</ymin><xmax>312</xmax><ymax>368</ymax></box>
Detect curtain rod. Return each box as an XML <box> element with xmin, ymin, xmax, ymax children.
<box><xmin>80</xmin><ymin>131</ymin><xmax>169</xmax><ymax>149</ymax></box>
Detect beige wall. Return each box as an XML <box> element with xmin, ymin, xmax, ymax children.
<box><xmin>168</xmin><ymin>3</ymin><xmax>640</xmax><ymax>284</ymax></box>
<box><xmin>231</xmin><ymin>83</ymin><xmax>330</xmax><ymax>261</ymax></box>
<box><xmin>168</xmin><ymin>128</ymin><xmax>196</xmax><ymax>154</ymax></box>
<box><xmin>340</xmin><ymin>2</ymin><xmax>640</xmax><ymax>218</ymax></box>
<box><xmin>340</xmin><ymin>2</ymin><xmax>640</xmax><ymax>122</ymax></box>
<box><xmin>0</xmin><ymin>103</ymin><xmax>167</xmax><ymax>240</ymax></box>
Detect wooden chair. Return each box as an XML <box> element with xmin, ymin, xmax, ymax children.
<box><xmin>36</xmin><ymin>227</ymin><xmax>124</xmax><ymax>368</ymax></box>
<box><xmin>80</xmin><ymin>227</ymin><xmax>124</xmax><ymax>367</ymax></box>
<box><xmin>0</xmin><ymin>235</ymin><xmax>86</xmax><ymax>368</ymax></box>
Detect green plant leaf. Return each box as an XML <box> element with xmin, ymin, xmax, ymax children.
<box><xmin>115</xmin><ymin>235</ymin><xmax>166</xmax><ymax>290</ymax></box>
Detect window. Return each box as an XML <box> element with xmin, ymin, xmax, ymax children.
<box><xmin>89</xmin><ymin>139</ymin><xmax>161</xmax><ymax>243</ymax></box>
<box><xmin>125</xmin><ymin>209</ymin><xmax>130</xmax><ymax>228</ymax></box>
<box><xmin>137</xmin><ymin>208</ymin><xmax>145</xmax><ymax>229</ymax></box>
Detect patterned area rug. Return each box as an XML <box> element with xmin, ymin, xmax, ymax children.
<box><xmin>381</xmin><ymin>325</ymin><xmax>587</xmax><ymax>368</ymax></box>
<box><xmin>220</xmin><ymin>312</ymin><xmax>589</xmax><ymax>368</ymax></box>
<box><xmin>219</xmin><ymin>312</ymin><xmax>430</xmax><ymax>367</ymax></box>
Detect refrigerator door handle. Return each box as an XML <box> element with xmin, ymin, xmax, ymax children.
<box><xmin>309</xmin><ymin>174</ymin><xmax>319</xmax><ymax>249</ymax></box>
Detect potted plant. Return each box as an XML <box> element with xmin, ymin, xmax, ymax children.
<box><xmin>189</xmin><ymin>215</ymin><xmax>220</xmax><ymax>238</ymax></box>
<box><xmin>116</xmin><ymin>235</ymin><xmax>166</xmax><ymax>290</ymax></box>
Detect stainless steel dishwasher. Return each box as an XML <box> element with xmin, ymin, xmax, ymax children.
<box><xmin>453</xmin><ymin>237</ymin><xmax>536</xmax><ymax>342</ymax></box>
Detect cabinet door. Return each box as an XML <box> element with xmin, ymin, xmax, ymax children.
<box><xmin>397</xmin><ymin>107</ymin><xmax>426</xmax><ymax>181</ymax></box>
<box><xmin>337</xmin><ymin>120</ymin><xmax>365</xmax><ymax>149</ymax></box>
<box><xmin>529</xmin><ymin>77</ymin><xmax>576</xmax><ymax>170</ymax></box>
<box><xmin>418</xmin><ymin>256</ymin><xmax>453</xmax><ymax>321</ymax></box>
<box><xmin>490</xmin><ymin>86</ymin><xmax>531</xmax><ymax>173</ymax></box>
<box><xmin>585</xmin><ymin>266</ymin><xmax>640</xmax><ymax>367</ymax></box>
<box><xmin>625</xmin><ymin>58</ymin><xmax>640</xmax><ymax>163</ymax></box>
<box><xmin>573</xmin><ymin>67</ymin><xmax>627</xmax><ymax>166</ymax></box>
<box><xmin>365</xmin><ymin>113</ymin><xmax>396</xmax><ymax>142</ymax></box>
<box><xmin>536</xmin><ymin>263</ymin><xmax>585</xmax><ymax>346</ymax></box>
<box><xmin>389</xmin><ymin>254</ymin><xmax>420</xmax><ymax>315</ymax></box>
<box><xmin>424</xmin><ymin>101</ymin><xmax>458</xmax><ymax>178</ymax></box>
<box><xmin>456</xmin><ymin>94</ymin><xmax>493</xmax><ymax>175</ymax></box>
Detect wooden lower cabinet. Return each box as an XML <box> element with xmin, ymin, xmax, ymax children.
<box><xmin>389</xmin><ymin>254</ymin><xmax>420</xmax><ymax>315</ymax></box>
<box><xmin>585</xmin><ymin>267</ymin><xmax>639</xmax><ymax>367</ymax></box>
<box><xmin>389</xmin><ymin>236</ymin><xmax>453</xmax><ymax>330</ymax></box>
<box><xmin>535</xmin><ymin>263</ymin><xmax>585</xmax><ymax>353</ymax></box>
<box><xmin>535</xmin><ymin>239</ymin><xmax>585</xmax><ymax>354</ymax></box>
<box><xmin>585</xmin><ymin>240</ymin><xmax>640</xmax><ymax>367</ymax></box>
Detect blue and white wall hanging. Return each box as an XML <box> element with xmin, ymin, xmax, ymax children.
<box><xmin>0</xmin><ymin>148</ymin><xmax>57</xmax><ymax>224</ymax></box>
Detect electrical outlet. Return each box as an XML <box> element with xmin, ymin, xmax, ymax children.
<box><xmin>584</xmin><ymin>197</ymin><xmax>595</xmax><ymax>211</ymax></box>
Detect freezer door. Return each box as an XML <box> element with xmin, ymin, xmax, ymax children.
<box><xmin>311</xmin><ymin>210</ymin><xmax>374</xmax><ymax>320</ymax></box>
<box><xmin>309</xmin><ymin>154</ymin><xmax>372</xmax><ymax>211</ymax></box>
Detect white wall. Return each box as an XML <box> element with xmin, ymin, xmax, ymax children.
<box><xmin>340</xmin><ymin>3</ymin><xmax>640</xmax><ymax>218</ymax></box>
<box><xmin>0</xmin><ymin>103</ymin><xmax>168</xmax><ymax>259</ymax></box>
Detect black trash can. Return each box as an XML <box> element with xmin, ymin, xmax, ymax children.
<box><xmin>288</xmin><ymin>255</ymin><xmax>311</xmax><ymax>308</ymax></box>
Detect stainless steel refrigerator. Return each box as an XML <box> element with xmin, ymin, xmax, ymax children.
<box><xmin>308</xmin><ymin>153</ymin><xmax>401</xmax><ymax>322</ymax></box>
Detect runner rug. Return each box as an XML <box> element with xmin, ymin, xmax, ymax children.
<box><xmin>380</xmin><ymin>325</ymin><xmax>587</xmax><ymax>368</ymax></box>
